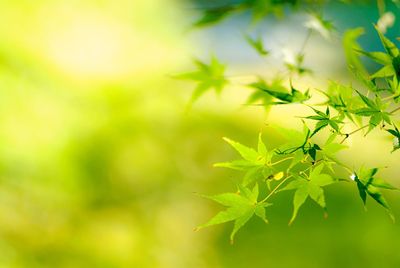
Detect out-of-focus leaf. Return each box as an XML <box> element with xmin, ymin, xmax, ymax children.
<box><xmin>304</xmin><ymin>13</ymin><xmax>335</xmax><ymax>40</ymax></box>
<box><xmin>245</xmin><ymin>34</ymin><xmax>269</xmax><ymax>56</ymax></box>
<box><xmin>174</xmin><ymin>56</ymin><xmax>228</xmax><ymax>103</ymax></box>
<box><xmin>249</xmin><ymin>78</ymin><xmax>310</xmax><ymax>104</ymax></box>
<box><xmin>194</xmin><ymin>6</ymin><xmax>236</xmax><ymax>27</ymax></box>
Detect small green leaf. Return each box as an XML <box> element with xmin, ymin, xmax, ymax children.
<box><xmin>175</xmin><ymin>56</ymin><xmax>228</xmax><ymax>103</ymax></box>
<box><xmin>250</xmin><ymin>79</ymin><xmax>310</xmax><ymax>104</ymax></box>
<box><xmin>352</xmin><ymin>167</ymin><xmax>397</xmax><ymax>219</ymax></box>
<box><xmin>230</xmin><ymin>211</ymin><xmax>254</xmax><ymax>243</ymax></box>
<box><xmin>255</xmin><ymin>204</ymin><xmax>271</xmax><ymax>223</ymax></box>
<box><xmin>289</xmin><ymin>185</ymin><xmax>309</xmax><ymax>225</ymax></box>
<box><xmin>308</xmin><ymin>184</ymin><xmax>326</xmax><ymax>209</ymax></box>
<box><xmin>198</xmin><ymin>183</ymin><xmax>271</xmax><ymax>243</ymax></box>
<box><xmin>245</xmin><ymin>34</ymin><xmax>269</xmax><ymax>56</ymax></box>
<box><xmin>194</xmin><ymin>6</ymin><xmax>235</xmax><ymax>27</ymax></box>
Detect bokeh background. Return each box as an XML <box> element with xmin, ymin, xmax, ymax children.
<box><xmin>0</xmin><ymin>0</ymin><xmax>400</xmax><ymax>267</ymax></box>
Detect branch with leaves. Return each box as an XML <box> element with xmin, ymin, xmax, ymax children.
<box><xmin>176</xmin><ymin>0</ymin><xmax>400</xmax><ymax>242</ymax></box>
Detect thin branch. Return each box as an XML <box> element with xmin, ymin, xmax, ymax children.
<box><xmin>260</xmin><ymin>175</ymin><xmax>292</xmax><ymax>203</ymax></box>
<box><xmin>299</xmin><ymin>29</ymin><xmax>313</xmax><ymax>55</ymax></box>
<box><xmin>260</xmin><ymin>164</ymin><xmax>316</xmax><ymax>204</ymax></box>
<box><xmin>268</xmin><ymin>157</ymin><xmax>293</xmax><ymax>166</ymax></box>
<box><xmin>390</xmin><ymin>106</ymin><xmax>400</xmax><ymax>115</ymax></box>
<box><xmin>340</xmin><ymin>124</ymin><xmax>369</xmax><ymax>144</ymax></box>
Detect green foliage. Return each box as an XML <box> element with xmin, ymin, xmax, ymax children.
<box><xmin>193</xmin><ymin>0</ymin><xmax>302</xmax><ymax>27</ymax></box>
<box><xmin>387</xmin><ymin>125</ymin><xmax>400</xmax><ymax>151</ymax></box>
<box><xmin>175</xmin><ymin>56</ymin><xmax>228</xmax><ymax>103</ymax></box>
<box><xmin>249</xmin><ymin>79</ymin><xmax>310</xmax><ymax>104</ymax></box>
<box><xmin>196</xmin><ymin>184</ymin><xmax>272</xmax><ymax>243</ymax></box>
<box><xmin>181</xmin><ymin>0</ymin><xmax>400</xmax><ymax>242</ymax></box>
<box><xmin>214</xmin><ymin>135</ymin><xmax>274</xmax><ymax>186</ymax></box>
<box><xmin>303</xmin><ymin>107</ymin><xmax>343</xmax><ymax>136</ymax></box>
<box><xmin>280</xmin><ymin>164</ymin><xmax>336</xmax><ymax>224</ymax></box>
<box><xmin>352</xmin><ymin>167</ymin><xmax>398</xmax><ymax>220</ymax></box>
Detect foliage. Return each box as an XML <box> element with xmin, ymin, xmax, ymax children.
<box><xmin>177</xmin><ymin>0</ymin><xmax>400</xmax><ymax>242</ymax></box>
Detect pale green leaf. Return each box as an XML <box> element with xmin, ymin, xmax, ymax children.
<box><xmin>230</xmin><ymin>210</ymin><xmax>254</xmax><ymax>243</ymax></box>
<box><xmin>223</xmin><ymin>137</ymin><xmax>259</xmax><ymax>162</ymax></box>
<box><xmin>289</xmin><ymin>185</ymin><xmax>309</xmax><ymax>225</ymax></box>
<box><xmin>308</xmin><ymin>184</ymin><xmax>326</xmax><ymax>208</ymax></box>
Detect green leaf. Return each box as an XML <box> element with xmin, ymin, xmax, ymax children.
<box><xmin>308</xmin><ymin>184</ymin><xmax>326</xmax><ymax>209</ymax></box>
<box><xmin>198</xmin><ymin>183</ymin><xmax>271</xmax><ymax>243</ymax></box>
<box><xmin>250</xmin><ymin>79</ymin><xmax>310</xmax><ymax>104</ymax></box>
<box><xmin>198</xmin><ymin>206</ymin><xmax>248</xmax><ymax>229</ymax></box>
<box><xmin>356</xmin><ymin>91</ymin><xmax>378</xmax><ymax>109</ymax></box>
<box><xmin>370</xmin><ymin>65</ymin><xmax>395</xmax><ymax>79</ymax></box>
<box><xmin>243</xmin><ymin>166</ymin><xmax>265</xmax><ymax>186</ymax></box>
<box><xmin>255</xmin><ymin>204</ymin><xmax>270</xmax><ymax>223</ymax></box>
<box><xmin>289</xmin><ymin>185</ymin><xmax>309</xmax><ymax>225</ymax></box>
<box><xmin>343</xmin><ymin>28</ymin><xmax>368</xmax><ymax>77</ymax></box>
<box><xmin>322</xmin><ymin>140</ymin><xmax>348</xmax><ymax>160</ymax></box>
<box><xmin>194</xmin><ymin>6</ymin><xmax>235</xmax><ymax>27</ymax></box>
<box><xmin>283</xmin><ymin>164</ymin><xmax>335</xmax><ymax>224</ymax></box>
<box><xmin>374</xmin><ymin>25</ymin><xmax>400</xmax><ymax>58</ymax></box>
<box><xmin>279</xmin><ymin>177</ymin><xmax>307</xmax><ymax>192</ymax></box>
<box><xmin>217</xmin><ymin>135</ymin><xmax>274</xmax><ymax>186</ymax></box>
<box><xmin>230</xmin><ymin>211</ymin><xmax>254</xmax><ymax>243</ymax></box>
<box><xmin>386</xmin><ymin>125</ymin><xmax>400</xmax><ymax>152</ymax></box>
<box><xmin>352</xmin><ymin>167</ymin><xmax>397</xmax><ymax>219</ymax></box>
<box><xmin>223</xmin><ymin>137</ymin><xmax>259</xmax><ymax>162</ymax></box>
<box><xmin>368</xmin><ymin>113</ymin><xmax>382</xmax><ymax>131</ymax></box>
<box><xmin>245</xmin><ymin>34</ymin><xmax>269</xmax><ymax>56</ymax></box>
<box><xmin>356</xmin><ymin>49</ymin><xmax>392</xmax><ymax>65</ymax></box>
<box><xmin>201</xmin><ymin>193</ymin><xmax>249</xmax><ymax>207</ymax></box>
<box><xmin>175</xmin><ymin>56</ymin><xmax>228</xmax><ymax>103</ymax></box>
<box><xmin>309</xmin><ymin>164</ymin><xmax>336</xmax><ymax>187</ymax></box>
<box><xmin>370</xmin><ymin>177</ymin><xmax>398</xmax><ymax>190</ymax></box>
<box><xmin>214</xmin><ymin>159</ymin><xmax>259</xmax><ymax>170</ymax></box>
<box><xmin>281</xmin><ymin>164</ymin><xmax>337</xmax><ymax>224</ymax></box>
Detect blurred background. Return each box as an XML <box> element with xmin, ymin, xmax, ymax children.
<box><xmin>0</xmin><ymin>0</ymin><xmax>400</xmax><ymax>267</ymax></box>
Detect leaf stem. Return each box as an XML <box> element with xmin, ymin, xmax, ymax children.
<box><xmin>390</xmin><ymin>106</ymin><xmax>400</xmax><ymax>115</ymax></box>
<box><xmin>269</xmin><ymin>157</ymin><xmax>293</xmax><ymax>166</ymax></box>
<box><xmin>381</xmin><ymin>94</ymin><xmax>399</xmax><ymax>101</ymax></box>
<box><xmin>299</xmin><ymin>29</ymin><xmax>312</xmax><ymax>55</ymax></box>
<box><xmin>340</xmin><ymin>124</ymin><xmax>369</xmax><ymax>144</ymax></box>
<box><xmin>260</xmin><ymin>175</ymin><xmax>292</xmax><ymax>203</ymax></box>
<box><xmin>260</xmin><ymin>164</ymin><xmax>316</xmax><ymax>204</ymax></box>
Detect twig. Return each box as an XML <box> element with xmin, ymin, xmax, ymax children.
<box><xmin>340</xmin><ymin>125</ymin><xmax>369</xmax><ymax>144</ymax></box>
